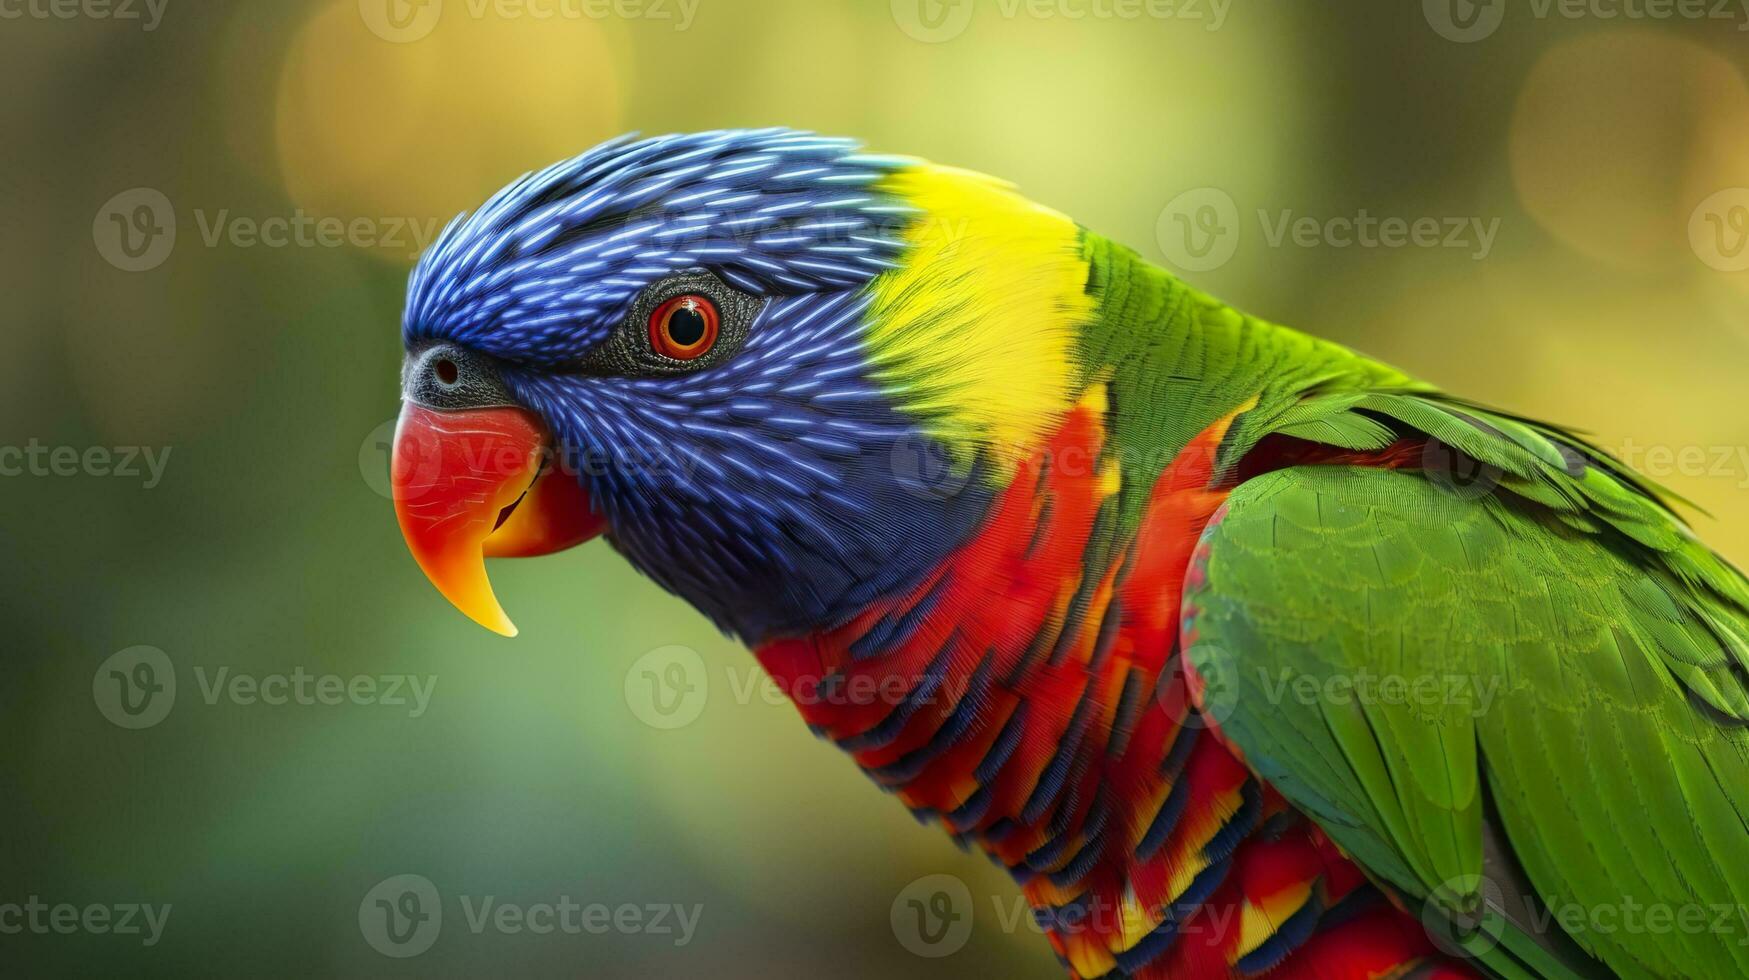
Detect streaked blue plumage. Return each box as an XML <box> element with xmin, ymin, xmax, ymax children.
<box><xmin>403</xmin><ymin>129</ymin><xmax>993</xmax><ymax>640</ymax></box>
<box><xmin>405</xmin><ymin>129</ymin><xmax>915</xmax><ymax>365</ymax></box>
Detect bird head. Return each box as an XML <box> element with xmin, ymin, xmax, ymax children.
<box><xmin>392</xmin><ymin>129</ymin><xmax>1096</xmax><ymax>642</ymax></box>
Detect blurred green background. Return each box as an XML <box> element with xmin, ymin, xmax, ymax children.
<box><xmin>4</xmin><ymin>0</ymin><xmax>1749</xmax><ymax>976</ymax></box>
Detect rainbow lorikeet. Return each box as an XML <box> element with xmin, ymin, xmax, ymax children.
<box><xmin>389</xmin><ymin>129</ymin><xmax>1749</xmax><ymax>979</ymax></box>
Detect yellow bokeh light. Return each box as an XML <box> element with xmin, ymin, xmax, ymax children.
<box><xmin>1510</xmin><ymin>30</ymin><xmax>1749</xmax><ymax>271</ymax></box>
<box><xmin>275</xmin><ymin>0</ymin><xmax>627</xmax><ymax>240</ymax></box>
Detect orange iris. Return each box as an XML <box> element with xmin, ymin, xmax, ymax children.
<box><xmin>648</xmin><ymin>294</ymin><xmax>720</xmax><ymax>360</ymax></box>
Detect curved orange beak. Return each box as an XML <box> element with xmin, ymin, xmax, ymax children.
<box><xmin>391</xmin><ymin>402</ymin><xmax>605</xmax><ymax>636</ymax></box>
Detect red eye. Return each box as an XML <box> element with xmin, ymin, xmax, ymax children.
<box><xmin>649</xmin><ymin>294</ymin><xmax>720</xmax><ymax>361</ymax></box>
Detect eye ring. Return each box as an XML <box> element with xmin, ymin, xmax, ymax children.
<box><xmin>648</xmin><ymin>294</ymin><xmax>720</xmax><ymax>361</ymax></box>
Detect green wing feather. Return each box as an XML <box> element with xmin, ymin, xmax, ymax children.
<box><xmin>1071</xmin><ymin>235</ymin><xmax>1749</xmax><ymax>978</ymax></box>
<box><xmin>1183</xmin><ymin>438</ymin><xmax>1749</xmax><ymax>978</ymax></box>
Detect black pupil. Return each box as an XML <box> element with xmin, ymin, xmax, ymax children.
<box><xmin>667</xmin><ymin>305</ymin><xmax>708</xmax><ymax>348</ymax></box>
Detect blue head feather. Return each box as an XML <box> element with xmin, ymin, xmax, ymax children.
<box><xmin>407</xmin><ymin>128</ymin><xmax>919</xmax><ymax>363</ymax></box>
<box><xmin>403</xmin><ymin>129</ymin><xmax>993</xmax><ymax>641</ymax></box>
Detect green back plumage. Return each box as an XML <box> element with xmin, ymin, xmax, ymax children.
<box><xmin>1076</xmin><ymin>234</ymin><xmax>1749</xmax><ymax>978</ymax></box>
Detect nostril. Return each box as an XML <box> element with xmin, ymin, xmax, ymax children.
<box><xmin>434</xmin><ymin>358</ymin><xmax>459</xmax><ymax>386</ymax></box>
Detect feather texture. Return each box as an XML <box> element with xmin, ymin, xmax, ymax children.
<box><xmin>402</xmin><ymin>128</ymin><xmax>1749</xmax><ymax>979</ymax></box>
